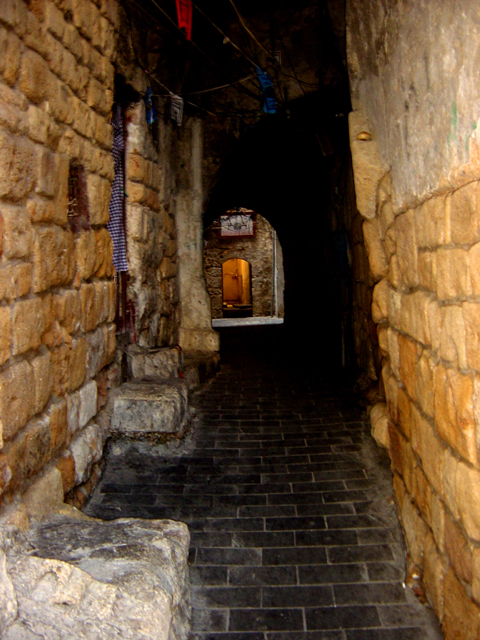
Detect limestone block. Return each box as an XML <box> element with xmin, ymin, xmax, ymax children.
<box><xmin>31</xmin><ymin>352</ymin><xmax>52</xmax><ymax>414</ymax></box>
<box><xmin>398</xmin><ymin>334</ymin><xmax>418</xmax><ymax>401</ymax></box>
<box><xmin>33</xmin><ymin>226</ymin><xmax>75</xmax><ymax>293</ymax></box>
<box><xmin>363</xmin><ymin>217</ymin><xmax>388</xmax><ymax>281</ymax></box>
<box><xmin>443</xmin><ymin>567</ymin><xmax>480</xmax><ymax>640</ymax></box>
<box><xmin>0</xmin><ymin>0</ymin><xmax>26</xmax><ymax>33</ymax></box>
<box><xmin>395</xmin><ymin>209</ymin><xmax>418</xmax><ymax>288</ymax></box>
<box><xmin>386</xmin><ymin>286</ymin><xmax>402</xmax><ymax>329</ymax></box>
<box><xmin>50</xmin><ymin>343</ymin><xmax>71</xmax><ymax>396</ymax></box>
<box><xmin>431</xmin><ymin>491</ymin><xmax>446</xmax><ymax>555</ymax></box>
<box><xmin>127</xmin><ymin>153</ymin><xmax>145</xmax><ymax>182</ymax></box>
<box><xmin>18</xmin><ymin>49</ymin><xmax>47</xmax><ymax>104</ymax></box>
<box><xmin>348</xmin><ymin>110</ymin><xmax>387</xmax><ymax>219</ymax></box>
<box><xmin>445</xmin><ymin>513</ymin><xmax>472</xmax><ymax>585</ymax></box>
<box><xmin>145</xmin><ymin>348</ymin><xmax>181</xmax><ymax>379</ymax></box>
<box><xmin>417</xmin><ymin>250</ymin><xmax>436</xmax><ymax>292</ymax></box>
<box><xmin>423</xmin><ymin>532</ymin><xmax>446</xmax><ymax>621</ymax></box>
<box><xmin>50</xmin><ymin>400</ymin><xmax>68</xmax><ymax>452</ymax></box>
<box><xmin>415</xmin><ymin>349</ymin><xmax>436</xmax><ymax>418</ymax></box>
<box><xmin>69</xmin><ymin>423</ymin><xmax>103</xmax><ymax>485</ymax></box>
<box><xmin>412</xmin><ymin>464</ymin><xmax>432</xmax><ymax>524</ymax></box>
<box><xmin>399</xmin><ymin>490</ymin><xmax>428</xmax><ymax>567</ymax></box>
<box><xmin>400</xmin><ymin>290</ymin><xmax>433</xmax><ymax>348</ymax></box>
<box><xmin>450</xmin><ymin>181</ymin><xmax>480</xmax><ymax>245</ymax></box>
<box><xmin>27</xmin><ymin>105</ymin><xmax>49</xmax><ymax>144</ymax></box>
<box><xmin>85</xmin><ymin>326</ymin><xmax>107</xmax><ymax>379</ymax></box>
<box><xmin>36</xmin><ymin>147</ymin><xmax>57</xmax><ymax>198</ymax></box>
<box><xmin>1</xmin><ymin>205</ymin><xmax>33</xmax><ymax>259</ymax></box>
<box><xmin>94</xmin><ymin>281</ymin><xmax>108</xmax><ymax>326</ymax></box>
<box><xmin>0</xmin><ymin>265</ymin><xmax>16</xmax><ymax>303</ymax></box>
<box><xmin>63</xmin><ymin>22</ymin><xmax>83</xmax><ymax>63</ymax></box>
<box><xmin>440</xmin><ymin>305</ymin><xmax>467</xmax><ymax>369</ymax></box>
<box><xmin>416</xmin><ymin>413</ymin><xmax>444</xmax><ymax>498</ymax></box>
<box><xmin>0</xmin><ymin>83</ymin><xmax>26</xmax><ymax>133</ymax></box>
<box><xmin>0</xmin><ymin>26</ymin><xmax>21</xmax><ymax>86</ymax></box>
<box><xmin>12</xmin><ymin>297</ymin><xmax>43</xmax><ymax>355</ymax></box>
<box><xmin>56</xmin><ymin>289</ymin><xmax>80</xmax><ymax>335</ymax></box>
<box><xmin>45</xmin><ymin>0</ymin><xmax>65</xmax><ymax>39</ymax></box>
<box><xmin>388</xmin><ymin>328</ymin><xmax>400</xmax><ymax>380</ymax></box>
<box><xmin>414</xmin><ymin>196</ymin><xmax>448</xmax><ymax>248</ymax></box>
<box><xmin>69</xmin><ymin>337</ymin><xmax>87</xmax><ymax>392</ymax></box>
<box><xmin>79</xmin><ymin>282</ymin><xmax>96</xmax><ymax>332</ymax></box>
<box><xmin>76</xmin><ymin>230</ymin><xmax>97</xmax><ymax>282</ymax></box>
<box><xmin>87</xmin><ymin>173</ymin><xmax>111</xmax><ymax>225</ymax></box>
<box><xmin>56</xmin><ymin>451</ymin><xmax>76</xmax><ymax>494</ymax></box>
<box><xmin>435</xmin><ymin>364</ymin><xmax>476</xmax><ymax>465</ymax></box>
<box><xmin>456</xmin><ymin>461</ymin><xmax>480</xmax><ymax>541</ymax></box>
<box><xmin>472</xmin><ymin>549</ymin><xmax>480</xmax><ymax>604</ymax></box>
<box><xmin>369</xmin><ymin>402</ymin><xmax>389</xmax><ymax>449</ymax></box>
<box><xmin>0</xmin><ymin>360</ymin><xmax>35</xmax><ymax>441</ymax></box>
<box><xmin>388</xmin><ymin>423</ymin><xmax>415</xmax><ymax>495</ymax></box>
<box><xmin>94</xmin><ymin>228</ymin><xmax>114</xmax><ymax>277</ymax></box>
<box><xmin>1</xmin><ymin>515</ymin><xmax>190</xmax><ymax>640</ymax></box>
<box><xmin>436</xmin><ymin>247</ymin><xmax>471</xmax><ymax>300</ymax></box>
<box><xmin>23</xmin><ymin>467</ymin><xmax>64</xmax><ymax>521</ymax></box>
<box><xmin>78</xmin><ymin>380</ymin><xmax>98</xmax><ymax>429</ymax></box>
<box><xmin>112</xmin><ymin>379</ymin><xmax>190</xmax><ymax>437</ymax></box>
<box><xmin>6</xmin><ymin>416</ymin><xmax>51</xmax><ymax>493</ymax></box>
<box><xmin>0</xmin><ymin>306</ymin><xmax>11</xmax><ymax>366</ymax></box>
<box><xmin>0</xmin><ymin>549</ymin><xmax>17</xmax><ymax>630</ymax></box>
<box><xmin>468</xmin><ymin>241</ymin><xmax>480</xmax><ymax>297</ymax></box>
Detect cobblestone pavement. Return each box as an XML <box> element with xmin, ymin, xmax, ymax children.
<box><xmin>85</xmin><ymin>327</ymin><xmax>443</xmax><ymax>640</ymax></box>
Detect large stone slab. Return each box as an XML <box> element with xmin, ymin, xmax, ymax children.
<box><xmin>128</xmin><ymin>346</ymin><xmax>181</xmax><ymax>380</ymax></box>
<box><xmin>0</xmin><ymin>515</ymin><xmax>190</xmax><ymax>640</ymax></box>
<box><xmin>111</xmin><ymin>379</ymin><xmax>191</xmax><ymax>438</ymax></box>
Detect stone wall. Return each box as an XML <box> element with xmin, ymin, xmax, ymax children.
<box><xmin>0</xmin><ymin>0</ymin><xmax>119</xmax><ymax>523</ymax></box>
<box><xmin>347</xmin><ymin>1</ymin><xmax>480</xmax><ymax>636</ymax></box>
<box><xmin>124</xmin><ymin>102</ymin><xmax>178</xmax><ymax>349</ymax></box>
<box><xmin>204</xmin><ymin>214</ymin><xmax>285</xmax><ymax>319</ymax></box>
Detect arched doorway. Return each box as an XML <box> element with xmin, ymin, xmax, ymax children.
<box><xmin>204</xmin><ymin>211</ymin><xmax>285</xmax><ymax>321</ymax></box>
<box><xmin>222</xmin><ymin>258</ymin><xmax>252</xmax><ymax>317</ymax></box>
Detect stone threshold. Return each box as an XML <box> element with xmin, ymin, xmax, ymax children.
<box><xmin>212</xmin><ymin>317</ymin><xmax>284</xmax><ymax>327</ymax></box>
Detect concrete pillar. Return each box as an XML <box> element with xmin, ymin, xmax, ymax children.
<box><xmin>176</xmin><ymin>118</ymin><xmax>220</xmax><ymax>353</ymax></box>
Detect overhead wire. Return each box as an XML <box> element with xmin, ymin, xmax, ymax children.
<box><xmin>122</xmin><ymin>0</ymin><xmax>262</xmax><ymax>111</ymax></box>
<box><xmin>228</xmin><ymin>0</ymin><xmax>272</xmax><ymax>59</ymax></box>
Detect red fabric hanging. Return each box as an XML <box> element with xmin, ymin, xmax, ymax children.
<box><xmin>175</xmin><ymin>0</ymin><xmax>193</xmax><ymax>40</ymax></box>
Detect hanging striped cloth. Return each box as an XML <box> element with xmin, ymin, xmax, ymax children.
<box><xmin>107</xmin><ymin>103</ymin><xmax>128</xmax><ymax>272</ymax></box>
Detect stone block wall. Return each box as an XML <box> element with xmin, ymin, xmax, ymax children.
<box><xmin>204</xmin><ymin>214</ymin><xmax>285</xmax><ymax>319</ymax></box>
<box><xmin>124</xmin><ymin>102</ymin><xmax>178</xmax><ymax>349</ymax></box>
<box><xmin>347</xmin><ymin>2</ymin><xmax>480</xmax><ymax>635</ymax></box>
<box><xmin>364</xmin><ymin>174</ymin><xmax>480</xmax><ymax>637</ymax></box>
<box><xmin>0</xmin><ymin>0</ymin><xmax>119</xmax><ymax>522</ymax></box>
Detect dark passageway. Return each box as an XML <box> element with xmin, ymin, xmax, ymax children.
<box><xmin>85</xmin><ymin>326</ymin><xmax>442</xmax><ymax>639</ymax></box>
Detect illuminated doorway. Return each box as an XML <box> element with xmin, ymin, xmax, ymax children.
<box><xmin>222</xmin><ymin>258</ymin><xmax>252</xmax><ymax>317</ymax></box>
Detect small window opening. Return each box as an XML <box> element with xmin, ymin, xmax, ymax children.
<box><xmin>67</xmin><ymin>161</ymin><xmax>90</xmax><ymax>232</ymax></box>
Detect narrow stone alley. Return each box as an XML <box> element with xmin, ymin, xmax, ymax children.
<box><xmin>85</xmin><ymin>327</ymin><xmax>442</xmax><ymax>640</ymax></box>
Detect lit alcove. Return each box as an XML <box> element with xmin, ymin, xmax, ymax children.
<box><xmin>222</xmin><ymin>258</ymin><xmax>252</xmax><ymax>317</ymax></box>
<box><xmin>204</xmin><ymin>210</ymin><xmax>285</xmax><ymax>323</ymax></box>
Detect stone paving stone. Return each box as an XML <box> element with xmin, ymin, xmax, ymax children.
<box><xmin>84</xmin><ymin>326</ymin><xmax>443</xmax><ymax>639</ymax></box>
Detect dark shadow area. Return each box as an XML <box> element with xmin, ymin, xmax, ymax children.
<box><xmin>205</xmin><ymin>91</ymin><xmax>355</xmax><ymax>369</ymax></box>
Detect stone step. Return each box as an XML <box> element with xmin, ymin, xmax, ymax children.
<box><xmin>1</xmin><ymin>512</ymin><xmax>190</xmax><ymax>640</ymax></box>
<box><xmin>111</xmin><ymin>378</ymin><xmax>191</xmax><ymax>438</ymax></box>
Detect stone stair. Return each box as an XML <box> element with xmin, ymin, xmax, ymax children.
<box><xmin>111</xmin><ymin>346</ymin><xmax>219</xmax><ymax>440</ymax></box>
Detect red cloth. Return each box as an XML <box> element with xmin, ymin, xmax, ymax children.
<box><xmin>176</xmin><ymin>0</ymin><xmax>192</xmax><ymax>40</ymax></box>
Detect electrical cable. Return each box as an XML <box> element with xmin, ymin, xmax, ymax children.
<box><xmin>123</xmin><ymin>0</ymin><xmax>262</xmax><ymax>106</ymax></box>
<box><xmin>228</xmin><ymin>0</ymin><xmax>272</xmax><ymax>59</ymax></box>
<box><xmin>151</xmin><ymin>74</ymin><xmax>255</xmax><ymax>96</ymax></box>
<box><xmin>191</xmin><ymin>1</ymin><xmax>259</xmax><ymax>70</ymax></box>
